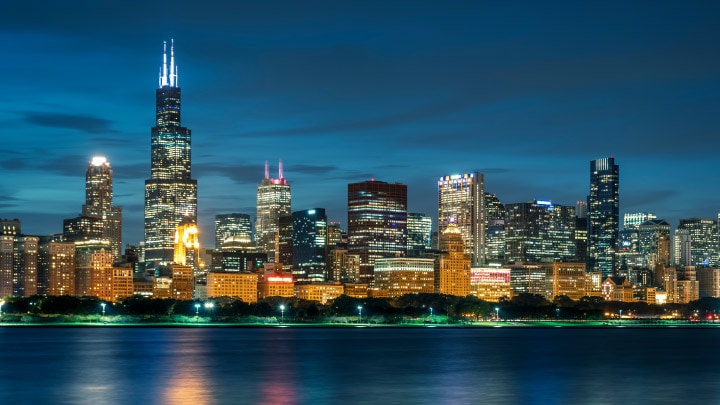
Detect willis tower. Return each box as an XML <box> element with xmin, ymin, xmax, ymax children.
<box><xmin>144</xmin><ymin>40</ymin><xmax>197</xmax><ymax>263</ymax></box>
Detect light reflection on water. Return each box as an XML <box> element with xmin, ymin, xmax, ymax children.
<box><xmin>0</xmin><ymin>327</ymin><xmax>719</xmax><ymax>404</ymax></box>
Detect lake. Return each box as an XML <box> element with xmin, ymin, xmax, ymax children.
<box><xmin>0</xmin><ymin>326</ymin><xmax>718</xmax><ymax>404</ymax></box>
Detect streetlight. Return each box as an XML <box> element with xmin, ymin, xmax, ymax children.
<box><xmin>495</xmin><ymin>307</ymin><xmax>500</xmax><ymax>322</ymax></box>
<box><xmin>280</xmin><ymin>304</ymin><xmax>285</xmax><ymax>324</ymax></box>
<box><xmin>358</xmin><ymin>305</ymin><xmax>363</xmax><ymax>324</ymax></box>
<box><xmin>195</xmin><ymin>303</ymin><xmax>201</xmax><ymax>316</ymax></box>
<box><xmin>101</xmin><ymin>302</ymin><xmax>106</xmax><ymax>317</ymax></box>
<box><xmin>204</xmin><ymin>302</ymin><xmax>214</xmax><ymax>310</ymax></box>
<box><xmin>555</xmin><ymin>308</ymin><xmax>560</xmax><ymax>320</ymax></box>
<box><xmin>0</xmin><ymin>300</ymin><xmax>4</xmax><ymax>318</ymax></box>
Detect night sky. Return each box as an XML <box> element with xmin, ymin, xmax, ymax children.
<box><xmin>1</xmin><ymin>1</ymin><xmax>719</xmax><ymax>248</ymax></box>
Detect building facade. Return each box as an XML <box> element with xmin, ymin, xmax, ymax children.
<box><xmin>256</xmin><ymin>161</ymin><xmax>291</xmax><ymax>261</ymax></box>
<box><xmin>144</xmin><ymin>40</ymin><xmax>198</xmax><ymax>263</ymax></box>
<box><xmin>407</xmin><ymin>213</ymin><xmax>432</xmax><ymax>255</ymax></box>
<box><xmin>587</xmin><ymin>157</ymin><xmax>619</xmax><ymax>278</ymax></box>
<box><xmin>373</xmin><ymin>257</ymin><xmax>435</xmax><ymax>297</ymax></box>
<box><xmin>504</xmin><ymin>200</ymin><xmax>576</xmax><ymax>263</ymax></box>
<box><xmin>347</xmin><ymin>180</ymin><xmax>408</xmax><ymax>285</ymax></box>
<box><xmin>83</xmin><ymin>157</ymin><xmax>122</xmax><ymax>259</ymax></box>
<box><xmin>438</xmin><ymin>172</ymin><xmax>485</xmax><ymax>265</ymax></box>
<box><xmin>435</xmin><ymin>225</ymin><xmax>471</xmax><ymax>296</ymax></box>
<box><xmin>292</xmin><ymin>208</ymin><xmax>328</xmax><ymax>282</ymax></box>
<box><xmin>215</xmin><ymin>213</ymin><xmax>253</xmax><ymax>250</ymax></box>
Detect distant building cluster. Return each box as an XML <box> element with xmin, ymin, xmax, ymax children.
<box><xmin>2</xmin><ymin>42</ymin><xmax>720</xmax><ymax>307</ymax></box>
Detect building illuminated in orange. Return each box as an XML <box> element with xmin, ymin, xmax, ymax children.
<box><xmin>373</xmin><ymin>257</ymin><xmax>434</xmax><ymax>297</ymax></box>
<box><xmin>435</xmin><ymin>224</ymin><xmax>471</xmax><ymax>296</ymax></box>
<box><xmin>550</xmin><ymin>262</ymin><xmax>587</xmax><ymax>300</ymax></box>
<box><xmin>470</xmin><ymin>266</ymin><xmax>511</xmax><ymax>302</ymax></box>
<box><xmin>258</xmin><ymin>270</ymin><xmax>294</xmax><ymax>299</ymax></box>
<box><xmin>171</xmin><ymin>264</ymin><xmax>194</xmax><ymax>300</ymax></box>
<box><xmin>207</xmin><ymin>271</ymin><xmax>258</xmax><ymax>303</ymax></box>
<box><xmin>43</xmin><ymin>241</ymin><xmax>76</xmax><ymax>296</ymax></box>
<box><xmin>112</xmin><ymin>265</ymin><xmax>134</xmax><ymax>302</ymax></box>
<box><xmin>90</xmin><ymin>248</ymin><xmax>114</xmax><ymax>301</ymax></box>
<box><xmin>294</xmin><ymin>282</ymin><xmax>344</xmax><ymax>304</ymax></box>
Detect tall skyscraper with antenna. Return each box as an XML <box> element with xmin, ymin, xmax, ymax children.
<box><xmin>83</xmin><ymin>156</ymin><xmax>122</xmax><ymax>259</ymax></box>
<box><xmin>256</xmin><ymin>160</ymin><xmax>291</xmax><ymax>262</ymax></box>
<box><xmin>144</xmin><ymin>40</ymin><xmax>197</xmax><ymax>263</ymax></box>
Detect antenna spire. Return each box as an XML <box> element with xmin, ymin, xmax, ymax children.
<box><xmin>264</xmin><ymin>160</ymin><xmax>269</xmax><ymax>179</ymax></box>
<box><xmin>279</xmin><ymin>159</ymin><xmax>284</xmax><ymax>179</ymax></box>
<box><xmin>169</xmin><ymin>39</ymin><xmax>176</xmax><ymax>87</ymax></box>
<box><xmin>160</xmin><ymin>41</ymin><xmax>168</xmax><ymax>87</ymax></box>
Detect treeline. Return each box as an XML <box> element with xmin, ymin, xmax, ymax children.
<box><xmin>2</xmin><ymin>293</ymin><xmax>719</xmax><ymax>323</ymax></box>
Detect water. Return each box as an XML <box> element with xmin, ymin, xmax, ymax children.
<box><xmin>0</xmin><ymin>326</ymin><xmax>718</xmax><ymax>404</ymax></box>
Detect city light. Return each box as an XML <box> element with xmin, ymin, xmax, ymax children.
<box><xmin>280</xmin><ymin>305</ymin><xmax>285</xmax><ymax>324</ymax></box>
<box><xmin>101</xmin><ymin>302</ymin><xmax>106</xmax><ymax>317</ymax></box>
<box><xmin>358</xmin><ymin>305</ymin><xmax>363</xmax><ymax>324</ymax></box>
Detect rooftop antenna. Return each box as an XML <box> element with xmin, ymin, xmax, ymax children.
<box><xmin>279</xmin><ymin>159</ymin><xmax>284</xmax><ymax>179</ymax></box>
<box><xmin>161</xmin><ymin>41</ymin><xmax>168</xmax><ymax>87</ymax></box>
<box><xmin>264</xmin><ymin>160</ymin><xmax>269</xmax><ymax>179</ymax></box>
<box><xmin>169</xmin><ymin>39</ymin><xmax>176</xmax><ymax>87</ymax></box>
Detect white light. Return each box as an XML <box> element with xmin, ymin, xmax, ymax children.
<box><xmin>91</xmin><ymin>156</ymin><xmax>107</xmax><ymax>166</ymax></box>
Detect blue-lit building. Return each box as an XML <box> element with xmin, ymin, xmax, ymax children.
<box><xmin>348</xmin><ymin>180</ymin><xmax>408</xmax><ymax>285</ymax></box>
<box><xmin>292</xmin><ymin>208</ymin><xmax>328</xmax><ymax>282</ymax></box>
<box><xmin>504</xmin><ymin>200</ymin><xmax>576</xmax><ymax>263</ymax></box>
<box><xmin>407</xmin><ymin>212</ymin><xmax>432</xmax><ymax>255</ymax></box>
<box><xmin>587</xmin><ymin>157</ymin><xmax>619</xmax><ymax>278</ymax></box>
<box><xmin>144</xmin><ymin>40</ymin><xmax>197</xmax><ymax>263</ymax></box>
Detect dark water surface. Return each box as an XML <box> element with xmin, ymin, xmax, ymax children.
<box><xmin>0</xmin><ymin>326</ymin><xmax>718</xmax><ymax>404</ymax></box>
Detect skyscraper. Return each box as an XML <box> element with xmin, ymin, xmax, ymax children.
<box><xmin>348</xmin><ymin>180</ymin><xmax>407</xmax><ymax>285</ymax></box>
<box><xmin>256</xmin><ymin>161</ymin><xmax>291</xmax><ymax>261</ymax></box>
<box><xmin>438</xmin><ymin>172</ymin><xmax>485</xmax><ymax>265</ymax></box>
<box><xmin>292</xmin><ymin>208</ymin><xmax>328</xmax><ymax>282</ymax></box>
<box><xmin>674</xmin><ymin>218</ymin><xmax>719</xmax><ymax>267</ymax></box>
<box><xmin>144</xmin><ymin>40</ymin><xmax>197</xmax><ymax>263</ymax></box>
<box><xmin>83</xmin><ymin>156</ymin><xmax>122</xmax><ymax>259</ymax></box>
<box><xmin>587</xmin><ymin>157</ymin><xmax>619</xmax><ymax>278</ymax></box>
<box><xmin>215</xmin><ymin>213</ymin><xmax>253</xmax><ymax>250</ymax></box>
<box><xmin>407</xmin><ymin>213</ymin><xmax>432</xmax><ymax>255</ymax></box>
<box><xmin>504</xmin><ymin>200</ymin><xmax>576</xmax><ymax>263</ymax></box>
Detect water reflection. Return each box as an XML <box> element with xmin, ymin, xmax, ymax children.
<box><xmin>163</xmin><ymin>330</ymin><xmax>214</xmax><ymax>404</ymax></box>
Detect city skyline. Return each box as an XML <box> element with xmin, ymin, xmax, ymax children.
<box><xmin>2</xmin><ymin>2</ymin><xmax>720</xmax><ymax>249</ymax></box>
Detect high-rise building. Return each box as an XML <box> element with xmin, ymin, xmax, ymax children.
<box><xmin>144</xmin><ymin>40</ymin><xmax>197</xmax><ymax>263</ymax></box>
<box><xmin>638</xmin><ymin>219</ymin><xmax>671</xmax><ymax>268</ymax></box>
<box><xmin>624</xmin><ymin>212</ymin><xmax>657</xmax><ymax>230</ymax></box>
<box><xmin>83</xmin><ymin>157</ymin><xmax>122</xmax><ymax>259</ymax></box>
<box><xmin>435</xmin><ymin>224</ymin><xmax>471</xmax><ymax>296</ymax></box>
<box><xmin>407</xmin><ymin>213</ymin><xmax>432</xmax><ymax>255</ymax></box>
<box><xmin>347</xmin><ymin>180</ymin><xmax>408</xmax><ymax>285</ymax></box>
<box><xmin>674</xmin><ymin>218</ymin><xmax>719</xmax><ymax>267</ymax></box>
<box><xmin>39</xmin><ymin>239</ymin><xmax>75</xmax><ymax>296</ymax></box>
<box><xmin>292</xmin><ymin>208</ymin><xmax>328</xmax><ymax>282</ymax></box>
<box><xmin>373</xmin><ymin>257</ymin><xmax>435</xmax><ymax>297</ymax></box>
<box><xmin>13</xmin><ymin>236</ymin><xmax>38</xmax><ymax>297</ymax></box>
<box><xmin>438</xmin><ymin>172</ymin><xmax>485</xmax><ymax>265</ymax></box>
<box><xmin>485</xmin><ymin>193</ymin><xmax>506</xmax><ymax>263</ymax></box>
<box><xmin>256</xmin><ymin>161</ymin><xmax>291</xmax><ymax>261</ymax></box>
<box><xmin>587</xmin><ymin>157</ymin><xmax>619</xmax><ymax>278</ymax></box>
<box><xmin>215</xmin><ymin>213</ymin><xmax>253</xmax><ymax>250</ymax></box>
<box><xmin>504</xmin><ymin>200</ymin><xmax>576</xmax><ymax>263</ymax></box>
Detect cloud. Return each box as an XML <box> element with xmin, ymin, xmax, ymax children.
<box><xmin>23</xmin><ymin>112</ymin><xmax>117</xmax><ymax>134</ymax></box>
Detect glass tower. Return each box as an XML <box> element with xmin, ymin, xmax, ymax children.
<box><xmin>256</xmin><ymin>161</ymin><xmax>291</xmax><ymax>261</ymax></box>
<box><xmin>347</xmin><ymin>180</ymin><xmax>407</xmax><ymax>285</ymax></box>
<box><xmin>83</xmin><ymin>156</ymin><xmax>122</xmax><ymax>259</ymax></box>
<box><xmin>438</xmin><ymin>172</ymin><xmax>485</xmax><ymax>265</ymax></box>
<box><xmin>587</xmin><ymin>157</ymin><xmax>619</xmax><ymax>278</ymax></box>
<box><xmin>215</xmin><ymin>213</ymin><xmax>253</xmax><ymax>250</ymax></box>
<box><xmin>407</xmin><ymin>213</ymin><xmax>432</xmax><ymax>255</ymax></box>
<box><xmin>144</xmin><ymin>40</ymin><xmax>197</xmax><ymax>263</ymax></box>
<box><xmin>292</xmin><ymin>208</ymin><xmax>328</xmax><ymax>282</ymax></box>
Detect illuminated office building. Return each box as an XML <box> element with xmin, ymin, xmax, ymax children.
<box><xmin>407</xmin><ymin>213</ymin><xmax>432</xmax><ymax>255</ymax></box>
<box><xmin>75</xmin><ymin>241</ymin><xmax>111</xmax><ymax>297</ymax></box>
<box><xmin>674</xmin><ymin>218</ymin><xmax>719</xmax><ymax>267</ymax></box>
<box><xmin>256</xmin><ymin>161</ymin><xmax>291</xmax><ymax>261</ymax></box>
<box><xmin>624</xmin><ymin>212</ymin><xmax>657</xmax><ymax>230</ymax></box>
<box><xmin>587</xmin><ymin>157</ymin><xmax>619</xmax><ymax>278</ymax></box>
<box><xmin>485</xmin><ymin>193</ymin><xmax>506</xmax><ymax>263</ymax></box>
<box><xmin>373</xmin><ymin>257</ymin><xmax>435</xmax><ymax>297</ymax></box>
<box><xmin>292</xmin><ymin>208</ymin><xmax>328</xmax><ymax>282</ymax></box>
<box><xmin>174</xmin><ymin>218</ymin><xmax>200</xmax><ymax>269</ymax></box>
<box><xmin>435</xmin><ymin>224</ymin><xmax>471</xmax><ymax>296</ymax></box>
<box><xmin>144</xmin><ymin>40</ymin><xmax>198</xmax><ymax>263</ymax></box>
<box><xmin>470</xmin><ymin>267</ymin><xmax>511</xmax><ymax>302</ymax></box>
<box><xmin>40</xmin><ymin>240</ymin><xmax>75</xmax><ymax>296</ymax></box>
<box><xmin>83</xmin><ymin>156</ymin><xmax>122</xmax><ymax>259</ymax></box>
<box><xmin>638</xmin><ymin>219</ymin><xmax>671</xmax><ymax>268</ymax></box>
<box><xmin>347</xmin><ymin>180</ymin><xmax>408</xmax><ymax>285</ymax></box>
<box><xmin>438</xmin><ymin>172</ymin><xmax>485</xmax><ymax>265</ymax></box>
<box><xmin>504</xmin><ymin>200</ymin><xmax>576</xmax><ymax>263</ymax></box>
<box><xmin>215</xmin><ymin>213</ymin><xmax>252</xmax><ymax>250</ymax></box>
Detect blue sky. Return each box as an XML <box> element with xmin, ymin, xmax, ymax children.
<box><xmin>1</xmin><ymin>1</ymin><xmax>719</xmax><ymax>248</ymax></box>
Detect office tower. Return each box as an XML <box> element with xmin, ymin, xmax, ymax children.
<box><xmin>674</xmin><ymin>218</ymin><xmax>719</xmax><ymax>266</ymax></box>
<box><xmin>82</xmin><ymin>157</ymin><xmax>122</xmax><ymax>259</ymax></box>
<box><xmin>697</xmin><ymin>267</ymin><xmax>720</xmax><ymax>298</ymax></box>
<box><xmin>504</xmin><ymin>200</ymin><xmax>576</xmax><ymax>263</ymax></box>
<box><xmin>435</xmin><ymin>224</ymin><xmax>471</xmax><ymax>296</ymax></box>
<box><xmin>587</xmin><ymin>157</ymin><xmax>619</xmax><ymax>278</ymax></box>
<box><xmin>90</xmin><ymin>248</ymin><xmax>114</xmax><ymax>301</ymax></box>
<box><xmin>277</xmin><ymin>214</ymin><xmax>294</xmax><ymax>270</ymax></box>
<box><xmin>638</xmin><ymin>219</ymin><xmax>671</xmax><ymax>268</ymax></box>
<box><xmin>144</xmin><ymin>40</ymin><xmax>197</xmax><ymax>263</ymax></box>
<box><xmin>485</xmin><ymin>193</ymin><xmax>506</xmax><ymax>263</ymax></box>
<box><xmin>348</xmin><ymin>180</ymin><xmax>408</xmax><ymax>285</ymax></box>
<box><xmin>292</xmin><ymin>208</ymin><xmax>328</xmax><ymax>282</ymax></box>
<box><xmin>438</xmin><ymin>172</ymin><xmax>485</xmax><ymax>265</ymax></box>
<box><xmin>12</xmin><ymin>236</ymin><xmax>39</xmax><ymax>297</ymax></box>
<box><xmin>256</xmin><ymin>161</ymin><xmax>291</xmax><ymax>260</ymax></box>
<box><xmin>75</xmin><ymin>241</ymin><xmax>110</xmax><ymax>297</ymax></box>
<box><xmin>327</xmin><ymin>222</ymin><xmax>344</xmax><ymax>247</ymax></box>
<box><xmin>624</xmin><ymin>212</ymin><xmax>657</xmax><ymax>230</ymax></box>
<box><xmin>407</xmin><ymin>213</ymin><xmax>432</xmax><ymax>255</ymax></box>
<box><xmin>471</xmin><ymin>266</ymin><xmax>511</xmax><ymax>302</ymax></box>
<box><xmin>215</xmin><ymin>213</ymin><xmax>253</xmax><ymax>250</ymax></box>
<box><xmin>174</xmin><ymin>218</ymin><xmax>200</xmax><ymax>268</ymax></box>
<box><xmin>39</xmin><ymin>238</ymin><xmax>75</xmax><ymax>296</ymax></box>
